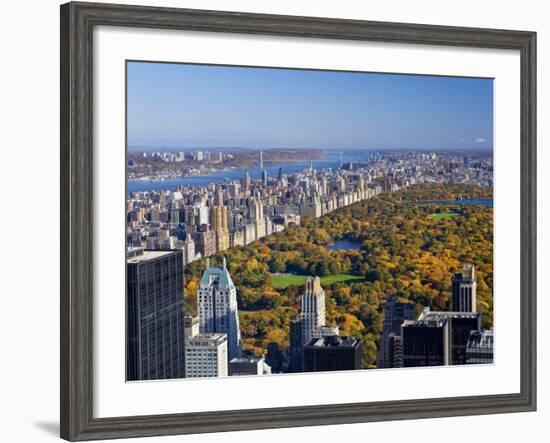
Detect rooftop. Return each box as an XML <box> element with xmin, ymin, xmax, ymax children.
<box><xmin>467</xmin><ymin>329</ymin><xmax>494</xmax><ymax>349</ymax></box>
<box><xmin>127</xmin><ymin>249</ymin><xmax>175</xmax><ymax>264</ymax></box>
<box><xmin>186</xmin><ymin>333</ymin><xmax>227</xmax><ymax>347</ymax></box>
<box><xmin>305</xmin><ymin>335</ymin><xmax>360</xmax><ymax>348</ymax></box>
<box><xmin>229</xmin><ymin>356</ymin><xmax>262</xmax><ymax>364</ymax></box>
<box><xmin>199</xmin><ymin>258</ymin><xmax>235</xmax><ymax>288</ymax></box>
<box><xmin>418</xmin><ymin>308</ymin><xmax>480</xmax><ymax>322</ymax></box>
<box><xmin>454</xmin><ymin>263</ymin><xmax>476</xmax><ymax>281</ymax></box>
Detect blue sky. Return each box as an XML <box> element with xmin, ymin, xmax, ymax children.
<box><xmin>127</xmin><ymin>61</ymin><xmax>493</xmax><ymax>151</ymax></box>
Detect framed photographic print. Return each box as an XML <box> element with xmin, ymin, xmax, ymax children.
<box><xmin>60</xmin><ymin>1</ymin><xmax>537</xmax><ymax>441</ymax></box>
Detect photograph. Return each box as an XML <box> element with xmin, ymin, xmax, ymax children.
<box><xmin>125</xmin><ymin>61</ymin><xmax>494</xmax><ymax>381</ymax></box>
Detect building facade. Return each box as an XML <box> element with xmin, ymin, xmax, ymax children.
<box><xmin>452</xmin><ymin>264</ymin><xmax>477</xmax><ymax>312</ymax></box>
<box><xmin>229</xmin><ymin>356</ymin><xmax>271</xmax><ymax>376</ymax></box>
<box><xmin>288</xmin><ymin>316</ymin><xmax>304</xmax><ymax>373</ymax></box>
<box><xmin>401</xmin><ymin>316</ymin><xmax>450</xmax><ymax>367</ymax></box>
<box><xmin>466</xmin><ymin>329</ymin><xmax>494</xmax><ymax>364</ymax></box>
<box><xmin>376</xmin><ymin>295</ymin><xmax>416</xmax><ymax>368</ymax></box>
<box><xmin>401</xmin><ymin>308</ymin><xmax>483</xmax><ymax>367</ymax></box>
<box><xmin>127</xmin><ymin>249</ymin><xmax>185</xmax><ymax>381</ymax></box>
<box><xmin>300</xmin><ymin>276</ymin><xmax>326</xmax><ymax>348</ymax></box>
<box><xmin>185</xmin><ymin>333</ymin><xmax>228</xmax><ymax>378</ymax></box>
<box><xmin>197</xmin><ymin>258</ymin><xmax>242</xmax><ymax>361</ymax></box>
<box><xmin>303</xmin><ymin>336</ymin><xmax>363</xmax><ymax>372</ymax></box>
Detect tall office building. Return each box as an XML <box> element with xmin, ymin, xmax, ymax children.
<box><xmin>260</xmin><ymin>151</ymin><xmax>268</xmax><ymax>187</ymax></box>
<box><xmin>376</xmin><ymin>295</ymin><xmax>416</xmax><ymax>368</ymax></box>
<box><xmin>300</xmin><ymin>276</ymin><xmax>326</xmax><ymax>348</ymax></box>
<box><xmin>401</xmin><ymin>308</ymin><xmax>482</xmax><ymax>367</ymax></box>
<box><xmin>452</xmin><ymin>264</ymin><xmax>477</xmax><ymax>312</ymax></box>
<box><xmin>303</xmin><ymin>335</ymin><xmax>363</xmax><ymax>372</ymax></box>
<box><xmin>243</xmin><ymin>169</ymin><xmax>251</xmax><ymax>192</ymax></box>
<box><xmin>127</xmin><ymin>249</ymin><xmax>185</xmax><ymax>381</ymax></box>
<box><xmin>288</xmin><ymin>316</ymin><xmax>304</xmax><ymax>373</ymax></box>
<box><xmin>197</xmin><ymin>258</ymin><xmax>242</xmax><ymax>361</ymax></box>
<box><xmin>401</xmin><ymin>315</ymin><xmax>450</xmax><ymax>367</ymax></box>
<box><xmin>448</xmin><ymin>311</ymin><xmax>482</xmax><ymax>364</ymax></box>
<box><xmin>185</xmin><ymin>333</ymin><xmax>228</xmax><ymax>378</ymax></box>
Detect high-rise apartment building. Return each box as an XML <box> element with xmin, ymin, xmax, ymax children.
<box><xmin>300</xmin><ymin>276</ymin><xmax>326</xmax><ymax>348</ymax></box>
<box><xmin>193</xmin><ymin>229</ymin><xmax>216</xmax><ymax>258</ymax></box>
<box><xmin>197</xmin><ymin>258</ymin><xmax>242</xmax><ymax>361</ymax></box>
<box><xmin>127</xmin><ymin>249</ymin><xmax>185</xmax><ymax>381</ymax></box>
<box><xmin>211</xmin><ymin>205</ymin><xmax>229</xmax><ymax>252</ymax></box>
<box><xmin>452</xmin><ymin>264</ymin><xmax>477</xmax><ymax>312</ymax></box>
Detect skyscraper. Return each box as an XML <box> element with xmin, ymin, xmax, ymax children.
<box><xmin>289</xmin><ymin>316</ymin><xmax>304</xmax><ymax>373</ymax></box>
<box><xmin>260</xmin><ymin>151</ymin><xmax>268</xmax><ymax>187</ymax></box>
<box><xmin>243</xmin><ymin>168</ymin><xmax>251</xmax><ymax>192</ymax></box>
<box><xmin>401</xmin><ymin>308</ymin><xmax>482</xmax><ymax>367</ymax></box>
<box><xmin>376</xmin><ymin>295</ymin><xmax>417</xmax><ymax>368</ymax></box>
<box><xmin>452</xmin><ymin>264</ymin><xmax>477</xmax><ymax>312</ymax></box>
<box><xmin>300</xmin><ymin>276</ymin><xmax>326</xmax><ymax>348</ymax></box>
<box><xmin>211</xmin><ymin>205</ymin><xmax>229</xmax><ymax>252</ymax></box>
<box><xmin>401</xmin><ymin>315</ymin><xmax>450</xmax><ymax>367</ymax></box>
<box><xmin>249</xmin><ymin>194</ymin><xmax>265</xmax><ymax>239</ymax></box>
<box><xmin>127</xmin><ymin>249</ymin><xmax>185</xmax><ymax>381</ymax></box>
<box><xmin>303</xmin><ymin>335</ymin><xmax>363</xmax><ymax>372</ymax></box>
<box><xmin>197</xmin><ymin>258</ymin><xmax>242</xmax><ymax>361</ymax></box>
<box><xmin>447</xmin><ymin>311</ymin><xmax>482</xmax><ymax>364</ymax></box>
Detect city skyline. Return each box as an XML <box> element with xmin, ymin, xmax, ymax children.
<box><xmin>127</xmin><ymin>61</ymin><xmax>493</xmax><ymax>151</ymax></box>
<box><xmin>126</xmin><ymin>62</ymin><xmax>494</xmax><ymax>380</ymax></box>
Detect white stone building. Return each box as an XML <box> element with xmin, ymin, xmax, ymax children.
<box><xmin>300</xmin><ymin>276</ymin><xmax>326</xmax><ymax>347</ymax></box>
<box><xmin>185</xmin><ymin>333</ymin><xmax>228</xmax><ymax>378</ymax></box>
<box><xmin>197</xmin><ymin>258</ymin><xmax>242</xmax><ymax>361</ymax></box>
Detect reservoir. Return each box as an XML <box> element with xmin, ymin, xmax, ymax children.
<box><xmin>417</xmin><ymin>198</ymin><xmax>493</xmax><ymax>208</ymax></box>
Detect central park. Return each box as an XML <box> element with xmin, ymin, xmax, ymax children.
<box><xmin>183</xmin><ymin>183</ymin><xmax>493</xmax><ymax>368</ymax></box>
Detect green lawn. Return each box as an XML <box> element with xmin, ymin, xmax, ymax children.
<box><xmin>271</xmin><ymin>274</ymin><xmax>363</xmax><ymax>289</ymax></box>
<box><xmin>428</xmin><ymin>211</ymin><xmax>458</xmax><ymax>220</ymax></box>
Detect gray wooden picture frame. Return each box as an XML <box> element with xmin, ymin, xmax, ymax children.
<box><xmin>60</xmin><ymin>1</ymin><xmax>537</xmax><ymax>441</ymax></box>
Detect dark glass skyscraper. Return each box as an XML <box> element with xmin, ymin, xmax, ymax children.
<box><xmin>401</xmin><ymin>308</ymin><xmax>482</xmax><ymax>367</ymax></box>
<box><xmin>127</xmin><ymin>248</ymin><xmax>185</xmax><ymax>381</ymax></box>
<box><xmin>288</xmin><ymin>316</ymin><xmax>304</xmax><ymax>373</ymax></box>
<box><xmin>376</xmin><ymin>295</ymin><xmax>417</xmax><ymax>368</ymax></box>
<box><xmin>303</xmin><ymin>336</ymin><xmax>363</xmax><ymax>372</ymax></box>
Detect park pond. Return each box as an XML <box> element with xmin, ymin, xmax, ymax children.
<box><xmin>324</xmin><ymin>238</ymin><xmax>363</xmax><ymax>251</ymax></box>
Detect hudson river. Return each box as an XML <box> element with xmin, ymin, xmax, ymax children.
<box><xmin>127</xmin><ymin>151</ymin><xmax>372</xmax><ymax>193</ymax></box>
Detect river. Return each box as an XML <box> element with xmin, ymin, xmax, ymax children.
<box><xmin>127</xmin><ymin>151</ymin><xmax>374</xmax><ymax>193</ymax></box>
